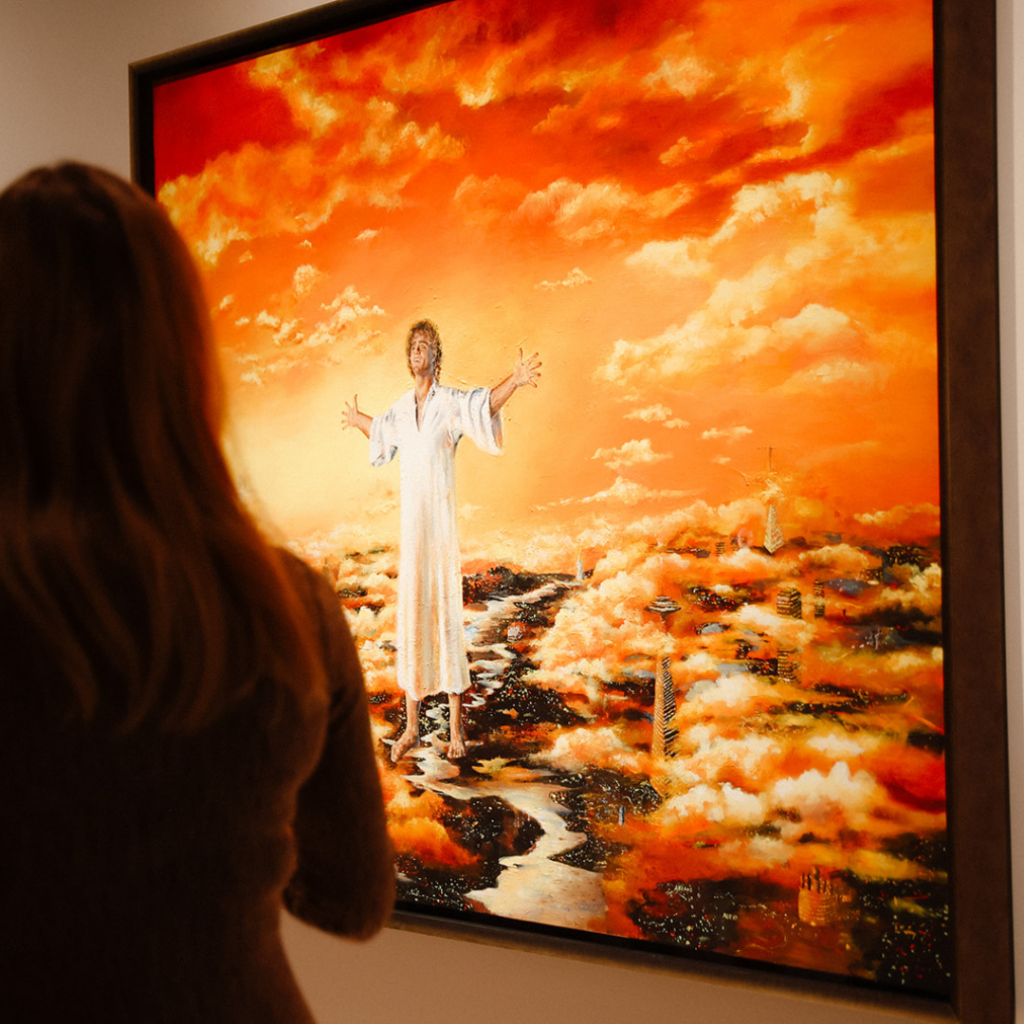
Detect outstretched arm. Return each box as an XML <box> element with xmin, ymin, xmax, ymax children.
<box><xmin>343</xmin><ymin>395</ymin><xmax>373</xmax><ymax>439</ymax></box>
<box><xmin>490</xmin><ymin>348</ymin><xmax>541</xmax><ymax>416</ymax></box>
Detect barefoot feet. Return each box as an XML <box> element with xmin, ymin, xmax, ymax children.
<box><xmin>447</xmin><ymin>728</ymin><xmax>467</xmax><ymax>760</ymax></box>
<box><xmin>389</xmin><ymin>726</ymin><xmax>420</xmax><ymax>763</ymax></box>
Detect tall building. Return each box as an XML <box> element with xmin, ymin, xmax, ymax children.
<box><xmin>646</xmin><ymin>596</ymin><xmax>681</xmax><ymax>759</ymax></box>
<box><xmin>798</xmin><ymin>868</ymin><xmax>841</xmax><ymax>927</ymax></box>
<box><xmin>652</xmin><ymin>655</ymin><xmax>679</xmax><ymax>758</ymax></box>
<box><xmin>764</xmin><ymin>504</ymin><xmax>785</xmax><ymax>553</ymax></box>
<box><xmin>776</xmin><ymin>586</ymin><xmax>802</xmax><ymax>618</ymax></box>
<box><xmin>777</xmin><ymin>647</ymin><xmax>800</xmax><ymax>682</ymax></box>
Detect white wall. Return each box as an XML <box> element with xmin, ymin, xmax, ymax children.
<box><xmin>1</xmin><ymin>1</ymin><xmax>1019</xmax><ymax>1020</ymax></box>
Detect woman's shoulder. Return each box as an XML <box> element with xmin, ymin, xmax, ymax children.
<box><xmin>277</xmin><ymin>550</ymin><xmax>340</xmax><ymax>644</ymax></box>
<box><xmin>276</xmin><ymin>547</ymin><xmax>361</xmax><ymax>694</ymax></box>
<box><xmin>278</xmin><ymin>547</ymin><xmax>329</xmax><ymax>599</ymax></box>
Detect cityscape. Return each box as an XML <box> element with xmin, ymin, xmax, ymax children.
<box><xmin>294</xmin><ymin>494</ymin><xmax>949</xmax><ymax>995</ymax></box>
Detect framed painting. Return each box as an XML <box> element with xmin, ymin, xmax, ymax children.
<box><xmin>130</xmin><ymin>0</ymin><xmax>1010</xmax><ymax>1018</ymax></box>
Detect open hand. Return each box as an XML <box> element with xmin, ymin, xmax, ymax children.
<box><xmin>343</xmin><ymin>395</ymin><xmax>361</xmax><ymax>428</ymax></box>
<box><xmin>511</xmin><ymin>348</ymin><xmax>542</xmax><ymax>389</ymax></box>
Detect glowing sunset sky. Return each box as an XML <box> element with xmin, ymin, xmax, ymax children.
<box><xmin>153</xmin><ymin>0</ymin><xmax>937</xmax><ymax>554</ymax></box>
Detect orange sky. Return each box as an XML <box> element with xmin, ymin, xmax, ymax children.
<box><xmin>153</xmin><ymin>0</ymin><xmax>937</xmax><ymax>558</ymax></box>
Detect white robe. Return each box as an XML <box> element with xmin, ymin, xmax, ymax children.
<box><xmin>369</xmin><ymin>383</ymin><xmax>502</xmax><ymax>700</ymax></box>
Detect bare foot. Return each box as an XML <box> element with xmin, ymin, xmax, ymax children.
<box><xmin>390</xmin><ymin>727</ymin><xmax>420</xmax><ymax>763</ymax></box>
<box><xmin>447</xmin><ymin>728</ymin><xmax>467</xmax><ymax>760</ymax></box>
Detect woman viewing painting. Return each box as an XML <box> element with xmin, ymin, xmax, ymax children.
<box><xmin>0</xmin><ymin>162</ymin><xmax>394</xmax><ymax>1023</ymax></box>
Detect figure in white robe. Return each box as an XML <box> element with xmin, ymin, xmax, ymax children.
<box><xmin>344</xmin><ymin>320</ymin><xmax>540</xmax><ymax>762</ymax></box>
<box><xmin>368</xmin><ymin>384</ymin><xmax>502</xmax><ymax>702</ymax></box>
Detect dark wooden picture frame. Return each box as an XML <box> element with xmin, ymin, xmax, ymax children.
<box><xmin>130</xmin><ymin>1</ymin><xmax>1010</xmax><ymax>1019</ymax></box>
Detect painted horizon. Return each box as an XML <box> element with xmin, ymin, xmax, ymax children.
<box><xmin>152</xmin><ymin>0</ymin><xmax>947</xmax><ymax>993</ymax></box>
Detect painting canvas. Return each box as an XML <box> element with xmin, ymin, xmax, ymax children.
<box><xmin>144</xmin><ymin>0</ymin><xmax>951</xmax><ymax>998</ymax></box>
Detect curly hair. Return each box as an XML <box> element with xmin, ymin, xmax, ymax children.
<box><xmin>405</xmin><ymin>318</ymin><xmax>442</xmax><ymax>382</ymax></box>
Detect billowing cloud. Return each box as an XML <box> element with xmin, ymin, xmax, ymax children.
<box><xmin>235</xmin><ymin>285</ymin><xmax>387</xmax><ymax>384</ymax></box>
<box><xmin>642</xmin><ymin>46</ymin><xmax>716</xmax><ymax>100</ymax></box>
<box><xmin>606</xmin><ymin>172</ymin><xmax>936</xmax><ymax>394</ymax></box>
<box><xmin>517</xmin><ymin>177</ymin><xmax>690</xmax><ymax>243</ymax></box>
<box><xmin>273</xmin><ymin>319</ymin><xmax>303</xmax><ymax>347</ymax></box>
<box><xmin>626</xmin><ymin>237</ymin><xmax>713</xmax><ymax>277</ymax></box>
<box><xmin>159</xmin><ymin>89</ymin><xmax>465</xmax><ymax>264</ymax></box>
<box><xmin>591</xmin><ymin>438</ymin><xmax>671</xmax><ymax>471</ymax></box>
<box><xmin>769</xmin><ymin>761</ymin><xmax>886</xmax><ymax>832</ymax></box>
<box><xmin>536</xmin><ymin>725</ymin><xmax>644</xmax><ymax>773</ymax></box>
<box><xmin>656</xmin><ymin>783</ymin><xmax>766</xmax><ymax>829</ymax></box>
<box><xmin>800</xmin><ymin>544</ymin><xmax>874</xmax><ymax>574</ymax></box>
<box><xmin>855</xmin><ymin>503</ymin><xmax>940</xmax><ymax>529</ymax></box>
<box><xmin>306</xmin><ymin>286</ymin><xmax>386</xmax><ymax>347</ymax></box>
<box><xmin>292</xmin><ymin>263</ymin><xmax>325</xmax><ymax>299</ymax></box>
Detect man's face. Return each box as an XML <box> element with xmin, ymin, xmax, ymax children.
<box><xmin>409</xmin><ymin>331</ymin><xmax>434</xmax><ymax>376</ymax></box>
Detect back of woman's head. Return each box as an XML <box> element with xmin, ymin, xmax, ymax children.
<box><xmin>0</xmin><ymin>163</ymin><xmax>325</xmax><ymax>731</ymax></box>
<box><xmin>0</xmin><ymin>162</ymin><xmax>221</xmax><ymax>513</ymax></box>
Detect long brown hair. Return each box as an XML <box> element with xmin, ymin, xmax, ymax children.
<box><xmin>0</xmin><ymin>162</ymin><xmax>325</xmax><ymax>731</ymax></box>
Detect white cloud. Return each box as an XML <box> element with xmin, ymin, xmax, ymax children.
<box><xmin>536</xmin><ymin>725</ymin><xmax>644</xmax><ymax>773</ymax></box>
<box><xmin>273</xmin><ymin>320</ymin><xmax>303</xmax><ymax>347</ymax></box>
<box><xmin>701</xmin><ymin>426</ymin><xmax>753</xmax><ymax>441</ymax></box>
<box><xmin>623</xmin><ymin>404</ymin><xmax>689</xmax><ymax>428</ymax></box>
<box><xmin>643</xmin><ymin>55</ymin><xmax>715</xmax><ymax>99</ymax></box>
<box><xmin>605</xmin><ymin>171</ymin><xmax>935</xmax><ymax>393</ymax></box>
<box><xmin>800</xmin><ymin>544</ymin><xmax>873</xmax><ymax>573</ymax></box>
<box><xmin>517</xmin><ymin>177</ymin><xmax>690</xmax><ymax>243</ymax></box>
<box><xmin>535</xmin><ymin>267</ymin><xmax>593</xmax><ymax>290</ymax></box>
<box><xmin>546</xmin><ymin>476</ymin><xmax>694</xmax><ymax>510</ymax></box>
<box><xmin>806</xmin><ymin>732</ymin><xmax>874</xmax><ymax>759</ymax></box>
<box><xmin>657</xmin><ymin>783</ymin><xmax>766</xmax><ymax>828</ymax></box>
<box><xmin>306</xmin><ymin>286</ymin><xmax>387</xmax><ymax>347</ymax></box>
<box><xmin>359</xmin><ymin>95</ymin><xmax>466</xmax><ymax>166</ymax></box>
<box><xmin>625</xmin><ymin>238</ymin><xmax>713</xmax><ymax>277</ymax></box>
<box><xmin>292</xmin><ymin>263</ymin><xmax>325</xmax><ymax>300</ymax></box>
<box><xmin>854</xmin><ymin>503</ymin><xmax>941</xmax><ymax>527</ymax></box>
<box><xmin>770</xmin><ymin>761</ymin><xmax>885</xmax><ymax>828</ymax></box>
<box><xmin>591</xmin><ymin>438</ymin><xmax>671</xmax><ymax>471</ymax></box>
